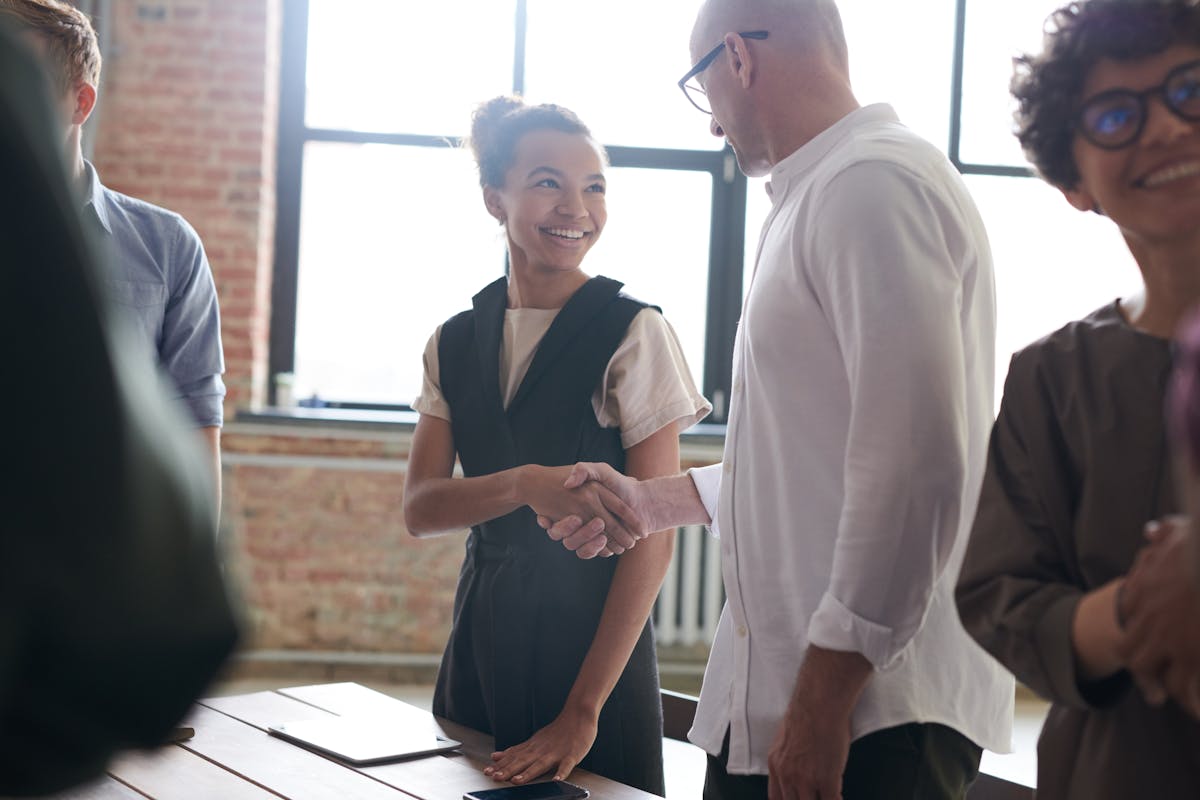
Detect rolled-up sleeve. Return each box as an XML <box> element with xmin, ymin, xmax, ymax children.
<box><xmin>161</xmin><ymin>218</ymin><xmax>225</xmax><ymax>427</ymax></box>
<box><xmin>804</xmin><ymin>161</ymin><xmax>973</xmax><ymax>669</ymax></box>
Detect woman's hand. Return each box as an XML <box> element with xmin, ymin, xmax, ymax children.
<box><xmin>483</xmin><ymin>705</ymin><xmax>599</xmax><ymax>784</ymax></box>
<box><xmin>518</xmin><ymin>465</ymin><xmax>646</xmax><ymax>553</ymax></box>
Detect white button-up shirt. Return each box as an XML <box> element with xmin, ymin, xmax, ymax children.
<box><xmin>687</xmin><ymin>104</ymin><xmax>1013</xmax><ymax>774</ymax></box>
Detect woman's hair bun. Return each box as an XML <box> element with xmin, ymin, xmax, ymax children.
<box><xmin>466</xmin><ymin>95</ymin><xmax>599</xmax><ymax>188</ymax></box>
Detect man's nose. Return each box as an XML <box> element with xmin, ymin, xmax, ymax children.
<box><xmin>710</xmin><ymin>117</ymin><xmax>724</xmax><ymax>138</ymax></box>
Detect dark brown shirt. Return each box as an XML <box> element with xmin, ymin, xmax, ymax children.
<box><xmin>957</xmin><ymin>302</ymin><xmax>1200</xmax><ymax>799</ymax></box>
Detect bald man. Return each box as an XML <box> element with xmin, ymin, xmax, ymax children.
<box><xmin>539</xmin><ymin>1</ymin><xmax>1013</xmax><ymax>797</ymax></box>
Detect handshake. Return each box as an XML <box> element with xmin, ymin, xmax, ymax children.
<box><xmin>1117</xmin><ymin>516</ymin><xmax>1200</xmax><ymax>718</ymax></box>
<box><xmin>527</xmin><ymin>463</ymin><xmax>658</xmax><ymax>559</ymax></box>
<box><xmin>526</xmin><ymin>463</ymin><xmax>709</xmax><ymax>559</ymax></box>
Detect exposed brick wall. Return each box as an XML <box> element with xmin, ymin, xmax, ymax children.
<box><xmin>219</xmin><ymin>429</ymin><xmax>720</xmax><ymax>659</ymax></box>
<box><xmin>224</xmin><ymin>459</ymin><xmax>464</xmax><ymax>654</ymax></box>
<box><xmin>92</xmin><ymin>0</ymin><xmax>280</xmax><ymax>411</ymax></box>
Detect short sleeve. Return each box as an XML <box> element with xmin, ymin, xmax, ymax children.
<box><xmin>411</xmin><ymin>325</ymin><xmax>451</xmax><ymax>421</ymax></box>
<box><xmin>593</xmin><ymin>308</ymin><xmax>711</xmax><ymax>448</ymax></box>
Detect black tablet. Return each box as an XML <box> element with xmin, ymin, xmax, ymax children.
<box><xmin>268</xmin><ymin>715</ymin><xmax>461</xmax><ymax>765</ymax></box>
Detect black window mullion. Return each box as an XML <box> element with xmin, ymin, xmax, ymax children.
<box><xmin>605</xmin><ymin>145</ymin><xmax>728</xmax><ymax>173</ymax></box>
<box><xmin>704</xmin><ymin>149</ymin><xmax>745</xmax><ymax>423</ymax></box>
<box><xmin>949</xmin><ymin>0</ymin><xmax>1035</xmax><ymax>178</ymax></box>
<box><xmin>267</xmin><ymin>0</ymin><xmax>309</xmax><ymax>404</ymax></box>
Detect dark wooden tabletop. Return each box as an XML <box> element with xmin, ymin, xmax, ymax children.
<box><xmin>49</xmin><ymin>682</ymin><xmax>661</xmax><ymax>800</ymax></box>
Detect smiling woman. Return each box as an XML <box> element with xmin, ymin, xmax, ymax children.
<box><xmin>956</xmin><ymin>2</ymin><xmax>1200</xmax><ymax>798</ymax></box>
<box><xmin>399</xmin><ymin>96</ymin><xmax>710</xmax><ymax>793</ymax></box>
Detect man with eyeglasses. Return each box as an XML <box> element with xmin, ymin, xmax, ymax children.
<box><xmin>538</xmin><ymin>0</ymin><xmax>1013</xmax><ymax>797</ymax></box>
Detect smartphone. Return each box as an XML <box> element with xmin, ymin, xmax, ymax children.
<box><xmin>462</xmin><ymin>780</ymin><xmax>589</xmax><ymax>800</ymax></box>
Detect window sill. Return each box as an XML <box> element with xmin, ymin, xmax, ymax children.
<box><xmin>234</xmin><ymin>407</ymin><xmax>727</xmax><ymax>459</ymax></box>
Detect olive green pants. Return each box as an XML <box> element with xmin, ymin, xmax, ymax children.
<box><xmin>703</xmin><ymin>722</ymin><xmax>983</xmax><ymax>800</ymax></box>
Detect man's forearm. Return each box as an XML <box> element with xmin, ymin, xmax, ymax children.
<box><xmin>791</xmin><ymin>645</ymin><xmax>873</xmax><ymax>721</ymax></box>
<box><xmin>645</xmin><ymin>472</ymin><xmax>711</xmax><ymax>530</ymax></box>
<box><xmin>199</xmin><ymin>426</ymin><xmax>222</xmax><ymax>521</ymax></box>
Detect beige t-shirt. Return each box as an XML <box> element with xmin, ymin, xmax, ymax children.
<box><xmin>413</xmin><ymin>307</ymin><xmax>710</xmax><ymax>448</ymax></box>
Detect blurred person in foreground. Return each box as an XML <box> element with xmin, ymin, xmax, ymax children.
<box><xmin>956</xmin><ymin>1</ymin><xmax>1200</xmax><ymax>796</ymax></box>
<box><xmin>0</xmin><ymin>20</ymin><xmax>239</xmax><ymax>796</ymax></box>
<box><xmin>0</xmin><ymin>0</ymin><xmax>227</xmax><ymax>516</ymax></box>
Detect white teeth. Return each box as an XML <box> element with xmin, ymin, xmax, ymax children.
<box><xmin>1144</xmin><ymin>161</ymin><xmax>1200</xmax><ymax>188</ymax></box>
<box><xmin>543</xmin><ymin>227</ymin><xmax>585</xmax><ymax>239</ymax></box>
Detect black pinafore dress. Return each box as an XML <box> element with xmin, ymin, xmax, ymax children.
<box><xmin>431</xmin><ymin>275</ymin><xmax>665</xmax><ymax>795</ymax></box>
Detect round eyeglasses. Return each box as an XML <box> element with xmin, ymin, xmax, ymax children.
<box><xmin>1076</xmin><ymin>58</ymin><xmax>1200</xmax><ymax>149</ymax></box>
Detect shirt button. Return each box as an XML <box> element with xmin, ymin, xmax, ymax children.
<box><xmin>733</xmin><ymin>378</ymin><xmax>743</xmax><ymax>394</ymax></box>
<box><xmin>723</xmin><ymin>460</ymin><xmax>733</xmax><ymax>475</ymax></box>
<box><xmin>737</xmin><ymin>626</ymin><xmax>747</xmax><ymax>638</ymax></box>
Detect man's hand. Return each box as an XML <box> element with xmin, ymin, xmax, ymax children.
<box><xmin>520</xmin><ymin>465</ymin><xmax>647</xmax><ymax>555</ymax></box>
<box><xmin>536</xmin><ymin>463</ymin><xmax>654</xmax><ymax>559</ymax></box>
<box><xmin>767</xmin><ymin>646</ymin><xmax>872</xmax><ymax>800</ymax></box>
<box><xmin>1119</xmin><ymin>516</ymin><xmax>1200</xmax><ymax>718</ymax></box>
<box><xmin>768</xmin><ymin>704</ymin><xmax>850</xmax><ymax>800</ymax></box>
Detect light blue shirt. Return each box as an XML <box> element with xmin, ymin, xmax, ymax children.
<box><xmin>82</xmin><ymin>161</ymin><xmax>225</xmax><ymax>427</ymax></box>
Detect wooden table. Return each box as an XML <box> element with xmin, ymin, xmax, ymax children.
<box><xmin>53</xmin><ymin>682</ymin><xmax>661</xmax><ymax>799</ymax></box>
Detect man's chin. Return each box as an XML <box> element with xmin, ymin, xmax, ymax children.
<box><xmin>729</xmin><ymin>143</ymin><xmax>771</xmax><ymax>179</ymax></box>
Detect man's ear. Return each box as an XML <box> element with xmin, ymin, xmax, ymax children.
<box><xmin>72</xmin><ymin>82</ymin><xmax>97</xmax><ymax>126</ymax></box>
<box><xmin>483</xmin><ymin>186</ymin><xmax>506</xmax><ymax>225</ymax></box>
<box><xmin>723</xmin><ymin>32</ymin><xmax>756</xmax><ymax>89</ymax></box>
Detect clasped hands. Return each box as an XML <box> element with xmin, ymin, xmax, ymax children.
<box><xmin>526</xmin><ymin>463</ymin><xmax>652</xmax><ymax>559</ymax></box>
<box><xmin>1118</xmin><ymin>515</ymin><xmax>1200</xmax><ymax>718</ymax></box>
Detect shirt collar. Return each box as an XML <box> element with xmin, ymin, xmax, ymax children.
<box><xmin>81</xmin><ymin>159</ymin><xmax>113</xmax><ymax>235</ymax></box>
<box><xmin>765</xmin><ymin>103</ymin><xmax>901</xmax><ymax>201</ymax></box>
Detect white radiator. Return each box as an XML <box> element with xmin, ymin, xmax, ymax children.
<box><xmin>654</xmin><ymin>525</ymin><xmax>724</xmax><ymax>647</ymax></box>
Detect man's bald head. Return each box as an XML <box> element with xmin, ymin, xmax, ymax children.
<box><xmin>691</xmin><ymin>0</ymin><xmax>848</xmax><ymax>74</ymax></box>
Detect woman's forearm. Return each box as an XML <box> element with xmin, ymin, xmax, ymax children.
<box><xmin>559</xmin><ymin>424</ymin><xmax>682</xmax><ymax>719</ymax></box>
<box><xmin>563</xmin><ymin>529</ymin><xmax>676</xmax><ymax>719</ymax></box>
<box><xmin>404</xmin><ymin>466</ymin><xmax>527</xmax><ymax>536</ymax></box>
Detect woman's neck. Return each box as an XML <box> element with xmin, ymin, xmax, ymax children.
<box><xmin>1124</xmin><ymin>235</ymin><xmax>1200</xmax><ymax>338</ymax></box>
<box><xmin>506</xmin><ymin>264</ymin><xmax>589</xmax><ymax>310</ymax></box>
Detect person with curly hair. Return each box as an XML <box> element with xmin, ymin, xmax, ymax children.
<box><xmin>956</xmin><ymin>0</ymin><xmax>1200</xmax><ymax>796</ymax></box>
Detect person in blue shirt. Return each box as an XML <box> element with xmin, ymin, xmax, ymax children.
<box><xmin>0</xmin><ymin>19</ymin><xmax>238</xmax><ymax>793</ymax></box>
<box><xmin>0</xmin><ymin>0</ymin><xmax>227</xmax><ymax>514</ymax></box>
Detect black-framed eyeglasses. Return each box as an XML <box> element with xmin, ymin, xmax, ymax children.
<box><xmin>1076</xmin><ymin>58</ymin><xmax>1200</xmax><ymax>150</ymax></box>
<box><xmin>677</xmin><ymin>30</ymin><xmax>769</xmax><ymax>114</ymax></box>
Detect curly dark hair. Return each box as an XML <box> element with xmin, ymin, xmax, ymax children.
<box><xmin>467</xmin><ymin>96</ymin><xmax>604</xmax><ymax>189</ymax></box>
<box><xmin>1012</xmin><ymin>0</ymin><xmax>1200</xmax><ymax>189</ymax></box>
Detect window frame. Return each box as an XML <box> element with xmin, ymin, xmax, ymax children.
<box><xmin>269</xmin><ymin>0</ymin><xmax>748</xmax><ymax>421</ymax></box>
<box><xmin>947</xmin><ymin>0</ymin><xmax>1036</xmax><ymax>178</ymax></box>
